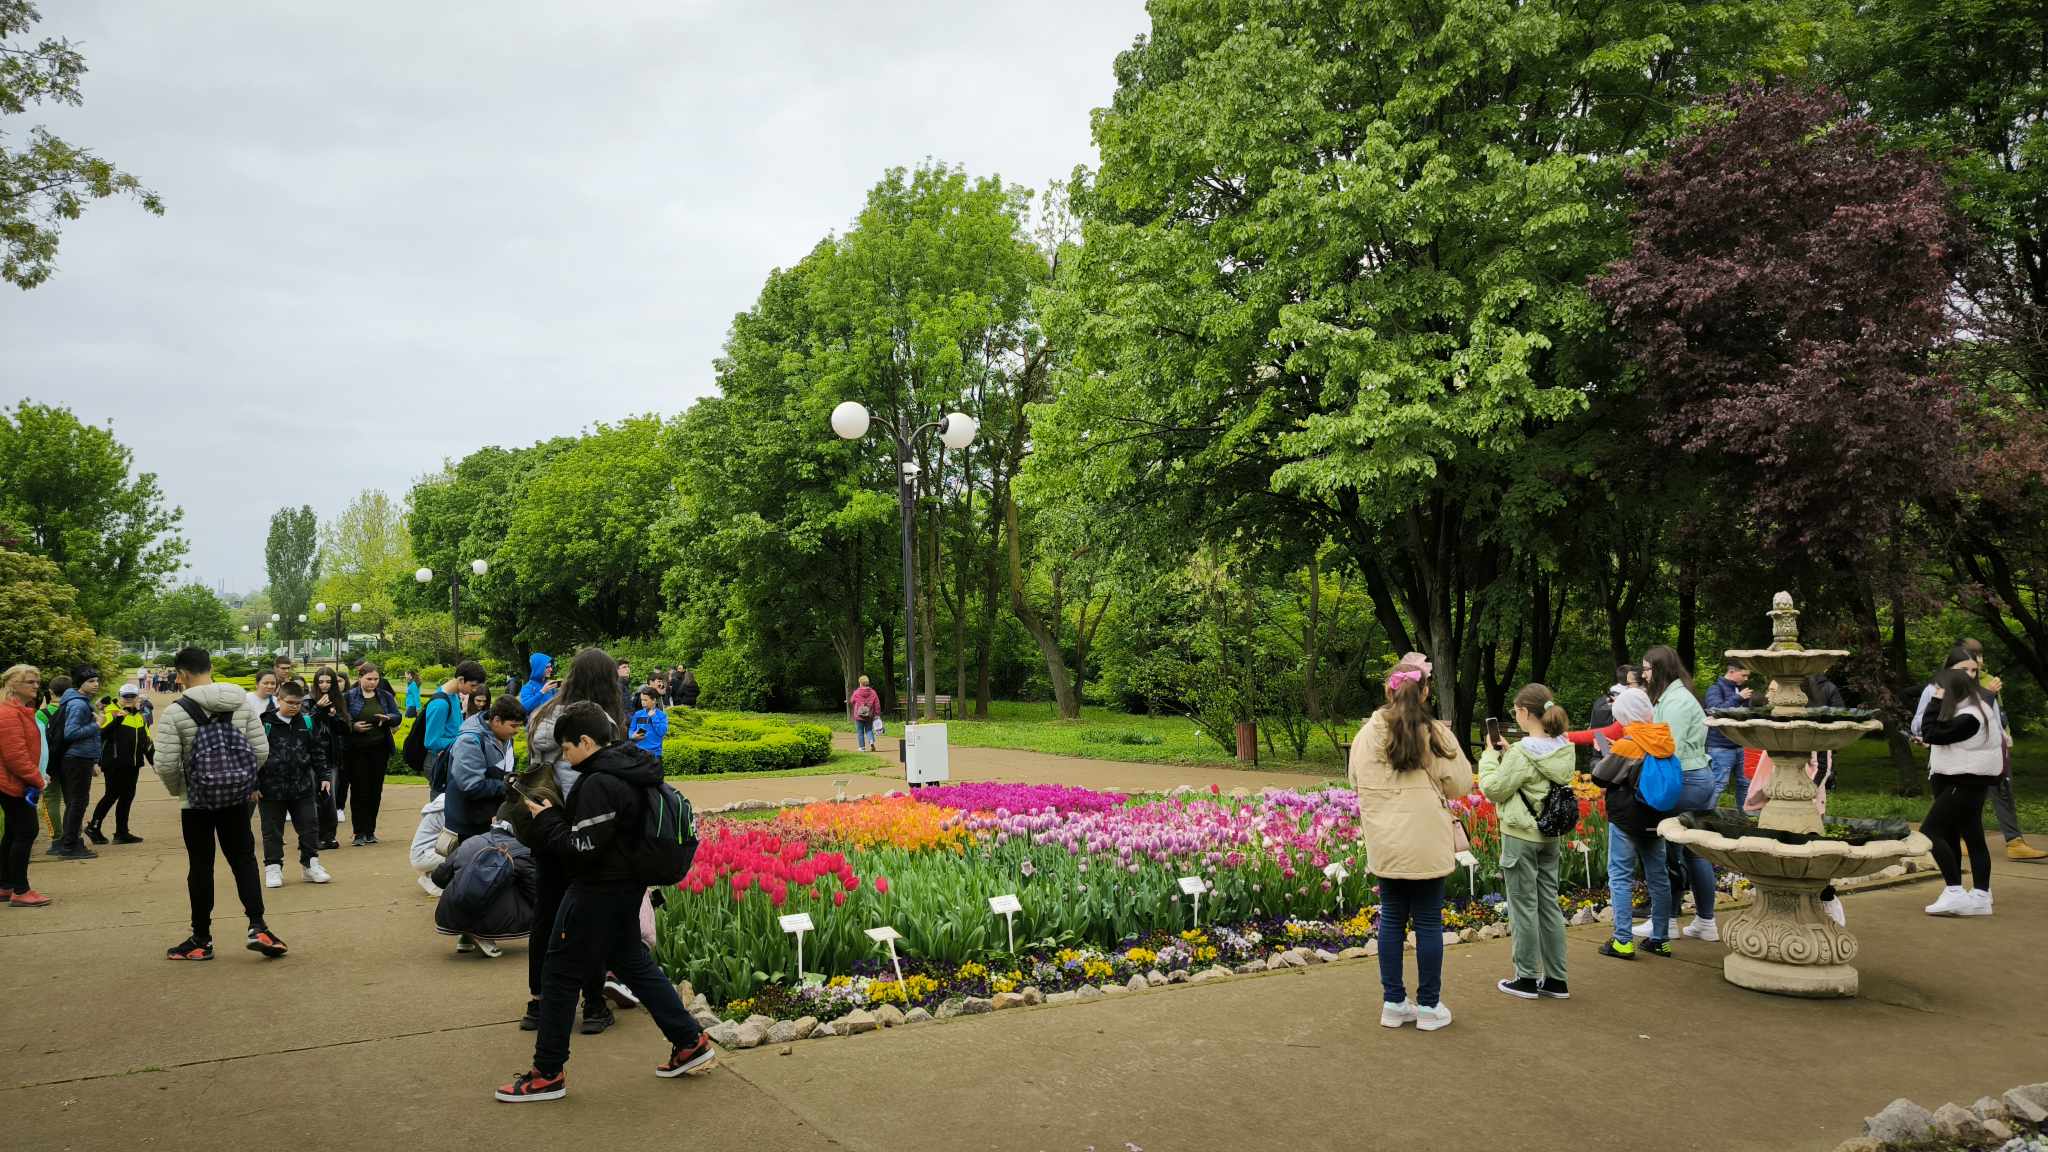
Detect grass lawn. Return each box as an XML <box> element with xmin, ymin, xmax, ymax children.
<box><xmin>795</xmin><ymin>700</ymin><xmax>1354</xmax><ymax>772</ymax></box>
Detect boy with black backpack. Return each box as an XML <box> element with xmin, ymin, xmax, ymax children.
<box><xmin>153</xmin><ymin>647</ymin><xmax>288</xmax><ymax>962</ymax></box>
<box><xmin>496</xmin><ymin>701</ymin><xmax>710</xmax><ymax>1102</ymax></box>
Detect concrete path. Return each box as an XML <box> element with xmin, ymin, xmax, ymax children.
<box><xmin>6</xmin><ymin>767</ymin><xmax>2044</xmax><ymax>1152</ymax></box>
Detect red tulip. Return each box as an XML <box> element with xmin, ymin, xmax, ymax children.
<box><xmin>874</xmin><ymin>875</ymin><xmax>890</xmax><ymax>895</ymax></box>
<box><xmin>833</xmin><ymin>889</ymin><xmax>847</xmax><ymax>907</ymax></box>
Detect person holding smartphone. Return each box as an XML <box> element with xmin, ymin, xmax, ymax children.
<box><xmin>1477</xmin><ymin>685</ymin><xmax>1576</xmax><ymax>1001</ymax></box>
<box><xmin>628</xmin><ymin>687</ymin><xmax>668</xmax><ymax>768</ymax></box>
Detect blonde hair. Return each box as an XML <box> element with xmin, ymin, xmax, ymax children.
<box><xmin>858</xmin><ymin>675</ymin><xmax>870</xmax><ymax>687</ymax></box>
<box><xmin>2</xmin><ymin>665</ymin><xmax>40</xmax><ymax>695</ymax></box>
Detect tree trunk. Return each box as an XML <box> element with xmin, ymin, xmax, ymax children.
<box><xmin>1304</xmin><ymin>553</ymin><xmax>1322</xmax><ymax>723</ymax></box>
<box><xmin>1528</xmin><ymin>570</ymin><xmax>1564</xmax><ymax>687</ymax></box>
<box><xmin>975</xmin><ymin>507</ymin><xmax>999</xmax><ymax>718</ymax></box>
<box><xmin>1005</xmin><ymin>495</ymin><xmax>1078</xmax><ymax>719</ymax></box>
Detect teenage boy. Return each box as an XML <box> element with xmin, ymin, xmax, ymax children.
<box><xmin>271</xmin><ymin>655</ymin><xmax>295</xmax><ymax>692</ymax></box>
<box><xmin>51</xmin><ymin>666</ymin><xmax>103</xmax><ymax>859</ymax></box>
<box><xmin>496</xmin><ymin>702</ymin><xmax>712</xmax><ymax>1102</ymax></box>
<box><xmin>153</xmin><ymin>647</ymin><xmax>287</xmax><ymax>961</ymax></box>
<box><xmin>629</xmin><ymin>687</ymin><xmax>668</xmax><ymax>764</ymax></box>
<box><xmin>1704</xmin><ymin>658</ymin><xmax>1753</xmax><ymax>809</ymax></box>
<box><xmin>445</xmin><ymin>694</ymin><xmax>525</xmax><ymax>953</ymax></box>
<box><xmin>422</xmin><ymin>660</ymin><xmax>487</xmax><ymax>799</ymax></box>
<box><xmin>257</xmin><ymin>681</ymin><xmax>333</xmax><ymax>888</ymax></box>
<box><xmin>87</xmin><ymin>685</ymin><xmax>152</xmax><ymax>844</ymax></box>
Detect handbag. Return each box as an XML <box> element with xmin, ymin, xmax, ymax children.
<box><xmin>1442</xmin><ymin>794</ymin><xmax>1472</xmax><ymax>855</ymax></box>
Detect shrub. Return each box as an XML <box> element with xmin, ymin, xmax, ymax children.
<box><xmin>662</xmin><ymin>709</ymin><xmax>832</xmax><ymax>775</ymax></box>
<box><xmin>694</xmin><ymin>646</ymin><xmax>769</xmax><ymax>711</ymax></box>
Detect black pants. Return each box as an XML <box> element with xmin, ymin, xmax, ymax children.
<box><xmin>534</xmin><ymin>882</ymin><xmax>699</xmax><ymax>1077</ymax></box>
<box><xmin>0</xmin><ymin>791</ymin><xmax>37</xmax><ymax>890</ymax></box>
<box><xmin>345</xmin><ymin>745</ymin><xmax>386</xmax><ymax>838</ymax></box>
<box><xmin>332</xmin><ymin>762</ymin><xmax>350</xmax><ymax>817</ymax></box>
<box><xmin>90</xmin><ymin>761</ymin><xmax>141</xmax><ymax>835</ymax></box>
<box><xmin>56</xmin><ymin>756</ymin><xmax>95</xmax><ymax>849</ymax></box>
<box><xmin>181</xmin><ymin>803</ymin><xmax>266</xmax><ymax>941</ymax></box>
<box><xmin>259</xmin><ymin>792</ymin><xmax>320</xmax><ymax>866</ymax></box>
<box><xmin>315</xmin><ymin>784</ymin><xmax>338</xmax><ymax>845</ymax></box>
<box><xmin>529</xmin><ymin>854</ymin><xmax>607</xmax><ymax>1009</ymax></box>
<box><xmin>1923</xmin><ymin>775</ymin><xmax>1993</xmax><ymax>892</ymax></box>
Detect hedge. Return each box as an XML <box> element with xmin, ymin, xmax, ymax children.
<box><xmin>660</xmin><ymin>709</ymin><xmax>832</xmax><ymax>775</ymax></box>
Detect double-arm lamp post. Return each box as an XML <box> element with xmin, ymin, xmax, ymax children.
<box><xmin>314</xmin><ymin>601</ymin><xmax>360</xmax><ymax>663</ymax></box>
<box><xmin>416</xmin><ymin>559</ymin><xmax>488</xmax><ymax>661</ymax></box>
<box><xmin>829</xmin><ymin>401</ymin><xmax>977</xmax><ymax>739</ymax></box>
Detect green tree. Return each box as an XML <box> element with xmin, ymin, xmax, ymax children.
<box><xmin>409</xmin><ymin>442</ymin><xmax>571</xmax><ymax>659</ymax></box>
<box><xmin>1041</xmin><ymin>0</ymin><xmax>1787</xmax><ymax>741</ymax></box>
<box><xmin>0</xmin><ymin>0</ymin><xmax>162</xmax><ymax>289</ymax></box>
<box><xmin>150</xmin><ymin>583</ymin><xmax>233</xmax><ymax>649</ymax></box>
<box><xmin>264</xmin><ymin>505</ymin><xmax>320</xmax><ymax>648</ymax></box>
<box><xmin>316</xmin><ymin>489</ymin><xmax>411</xmax><ymax>641</ymax></box>
<box><xmin>0</xmin><ymin>400</ymin><xmax>185</xmax><ymax>626</ymax></box>
<box><xmin>0</xmin><ymin>547</ymin><xmax>114</xmax><ymax>671</ymax></box>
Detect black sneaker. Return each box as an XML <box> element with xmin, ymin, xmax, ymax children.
<box><xmin>321</xmin><ymin>839</ymin><xmax>340</xmax><ymax>851</ymax></box>
<box><xmin>166</xmin><ymin>936</ymin><xmax>214</xmax><ymax>961</ymax></box>
<box><xmin>113</xmin><ymin>831</ymin><xmax>144</xmax><ymax>844</ymax></box>
<box><xmin>495</xmin><ymin>1069</ymin><xmax>566</xmax><ymax>1103</ymax></box>
<box><xmin>1496</xmin><ymin>976</ymin><xmax>1541</xmax><ymax>1000</ymax></box>
<box><xmin>84</xmin><ymin>824</ymin><xmax>109</xmax><ymax>845</ymax></box>
<box><xmin>1599</xmin><ymin>940</ymin><xmax>1636</xmax><ymax>961</ymax></box>
<box><xmin>351</xmin><ymin>835</ymin><xmax>366</xmax><ymax>847</ymax></box>
<box><xmin>55</xmin><ymin>844</ymin><xmax>98</xmax><ymax>860</ymax></box>
<box><xmin>1641</xmin><ymin>938</ymin><xmax>1673</xmax><ymax>957</ymax></box>
<box><xmin>247</xmin><ymin>927</ymin><xmax>289</xmax><ymax>958</ymax></box>
<box><xmin>603</xmin><ymin>974</ymin><xmax>641</xmax><ymax>1009</ymax></box>
<box><xmin>362</xmin><ymin>835</ymin><xmax>379</xmax><ymax>845</ymax></box>
<box><xmin>579</xmin><ymin>1007</ymin><xmax>616</xmax><ymax>1035</ymax></box>
<box><xmin>1536</xmin><ymin>980</ymin><xmax>1571</xmax><ymax>1000</ymax></box>
<box><xmin>519</xmin><ymin>1000</ymin><xmax>541</xmax><ymax>1031</ymax></box>
<box><xmin>657</xmin><ymin>1035</ymin><xmax>716</xmax><ymax>1078</ymax></box>
<box><xmin>44</xmin><ymin>841</ymin><xmax>62</xmax><ymax>855</ymax></box>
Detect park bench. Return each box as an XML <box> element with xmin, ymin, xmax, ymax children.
<box><xmin>911</xmin><ymin>693</ymin><xmax>954</xmax><ymax>720</ymax></box>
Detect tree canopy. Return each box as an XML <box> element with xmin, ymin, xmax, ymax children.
<box><xmin>264</xmin><ymin>506</ymin><xmax>320</xmax><ymax>646</ymax></box>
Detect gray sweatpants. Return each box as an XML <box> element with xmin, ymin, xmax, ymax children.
<box><xmin>1991</xmin><ymin>776</ymin><xmax>2024</xmax><ymax>842</ymax></box>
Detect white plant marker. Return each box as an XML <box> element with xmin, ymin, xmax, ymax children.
<box><xmin>1178</xmin><ymin>875</ymin><xmax>1206</xmax><ymax>928</ymax></box>
<box><xmin>866</xmin><ymin>925</ymin><xmax>904</xmax><ymax>986</ymax></box>
<box><xmin>1454</xmin><ymin>849</ymin><xmax>1479</xmax><ymax>899</ymax></box>
<box><xmin>1323</xmin><ymin>860</ymin><xmax>1350</xmax><ymax>913</ymax></box>
<box><xmin>1572</xmin><ymin>839</ymin><xmax>1592</xmax><ymax>888</ymax></box>
<box><xmin>780</xmin><ymin>912</ymin><xmax>815</xmax><ymax>981</ymax></box>
<box><xmin>989</xmin><ymin>893</ymin><xmax>1021</xmax><ymax>954</ymax></box>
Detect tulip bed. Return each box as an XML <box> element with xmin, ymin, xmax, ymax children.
<box><xmin>653</xmin><ymin>782</ymin><xmax>1612</xmax><ymax>1011</ymax></box>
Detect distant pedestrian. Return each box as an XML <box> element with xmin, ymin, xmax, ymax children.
<box><xmin>35</xmin><ymin>675</ymin><xmax>67</xmax><ymax>845</ymax></box>
<box><xmin>613</xmin><ymin>660</ymin><xmax>632</xmax><ymax>718</ymax></box>
<box><xmin>629</xmin><ymin>688</ymin><xmax>668</xmax><ymax>763</ymax></box>
<box><xmin>343</xmin><ymin>663</ymin><xmax>404</xmax><ymax>844</ymax></box>
<box><xmin>87</xmin><ymin>685</ymin><xmax>152</xmax><ymax>844</ymax></box>
<box><xmin>849</xmin><ymin>676</ymin><xmax>882</xmax><ymax>751</ymax></box>
<box><xmin>154</xmin><ymin>647</ymin><xmax>286</xmax><ymax>962</ymax></box>
<box><xmin>1704</xmin><ymin>657</ymin><xmax>1754</xmax><ymax>809</ymax></box>
<box><xmin>675</xmin><ymin>669</ymin><xmax>699</xmax><ymax>709</ymax></box>
<box><xmin>0</xmin><ymin>665</ymin><xmax>52</xmax><ymax>906</ymax></box>
<box><xmin>1478</xmin><ymin>684</ymin><xmax>1574</xmax><ymax>1001</ymax></box>
<box><xmin>1918</xmin><ymin>667</ymin><xmax>2006</xmax><ymax>917</ymax></box>
<box><xmin>1348</xmin><ymin>656</ymin><xmax>1472</xmax><ymax>1033</ymax></box>
<box><xmin>405</xmin><ymin>670</ymin><xmax>422</xmax><ymax>718</ymax></box>
<box><xmin>51</xmin><ymin>665</ymin><xmax>103</xmax><ymax>860</ymax></box>
<box><xmin>520</xmin><ymin>654</ymin><xmax>559</xmax><ymax>714</ymax></box>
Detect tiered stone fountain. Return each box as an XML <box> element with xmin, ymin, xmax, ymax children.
<box><xmin>1659</xmin><ymin>592</ymin><xmax>1930</xmax><ymax>998</ymax></box>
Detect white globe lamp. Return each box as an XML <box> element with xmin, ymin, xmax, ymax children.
<box><xmin>830</xmin><ymin>401</ymin><xmax>871</xmax><ymax>441</ymax></box>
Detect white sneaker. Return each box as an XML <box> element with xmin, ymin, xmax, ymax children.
<box><xmin>303</xmin><ymin>858</ymin><xmax>331</xmax><ymax>884</ymax></box>
<box><xmin>1632</xmin><ymin>920</ymin><xmax>1656</xmax><ymax>940</ymax></box>
<box><xmin>1681</xmin><ymin>917</ymin><xmax>1719</xmax><ymax>942</ymax></box>
<box><xmin>263</xmin><ymin>863</ymin><xmax>283</xmax><ymax>889</ymax></box>
<box><xmin>417</xmin><ymin>874</ymin><xmax>442</xmax><ymax>898</ymax></box>
<box><xmin>1957</xmin><ymin>889</ymin><xmax>1994</xmax><ymax>917</ymax></box>
<box><xmin>475</xmin><ymin>937</ymin><xmax>503</xmax><ymax>958</ymax></box>
<box><xmin>1379</xmin><ymin>1000</ymin><xmax>1417</xmax><ymax>1029</ymax></box>
<box><xmin>1924</xmin><ymin>886</ymin><xmax>1974</xmax><ymax>916</ymax></box>
<box><xmin>337</xmin><ymin>807</ymin><xmax>347</xmax><ymax>824</ymax></box>
<box><xmin>1820</xmin><ymin>897</ymin><xmax>1846</xmax><ymax>927</ymax></box>
<box><xmin>1414</xmin><ymin>1002</ymin><xmax>1453</xmax><ymax>1032</ymax></box>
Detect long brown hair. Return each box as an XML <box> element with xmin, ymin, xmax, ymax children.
<box><xmin>1643</xmin><ymin>646</ymin><xmax>1692</xmax><ymax>704</ymax></box>
<box><xmin>534</xmin><ymin>647</ymin><xmax>626</xmax><ymax>736</ymax></box>
<box><xmin>1382</xmin><ymin>667</ymin><xmax>1453</xmax><ymax>773</ymax></box>
<box><xmin>1933</xmin><ymin>667</ymin><xmax>1989</xmax><ymax>723</ymax></box>
<box><xmin>1513</xmin><ymin>683</ymin><xmax>1569</xmax><ymax>737</ymax></box>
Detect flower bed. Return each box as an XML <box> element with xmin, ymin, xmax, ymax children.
<box><xmin>661</xmin><ymin>710</ymin><xmax>833</xmax><ymax>774</ymax></box>
<box><xmin>656</xmin><ymin>782</ymin><xmax>1612</xmax><ymax>1009</ymax></box>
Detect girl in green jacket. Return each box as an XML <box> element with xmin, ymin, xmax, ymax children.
<box><xmin>1478</xmin><ymin>683</ymin><xmax>1577</xmax><ymax>1000</ymax></box>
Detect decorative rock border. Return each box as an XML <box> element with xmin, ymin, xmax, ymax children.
<box><xmin>1837</xmin><ymin>1084</ymin><xmax>2048</xmax><ymax>1151</ymax></box>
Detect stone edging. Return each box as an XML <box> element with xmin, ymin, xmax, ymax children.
<box><xmin>1842</xmin><ymin>1083</ymin><xmax>2048</xmax><ymax>1151</ymax></box>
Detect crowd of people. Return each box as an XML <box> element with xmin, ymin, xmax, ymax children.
<box><xmin>1349</xmin><ymin>637</ymin><xmax>2038</xmax><ymax>1032</ymax></box>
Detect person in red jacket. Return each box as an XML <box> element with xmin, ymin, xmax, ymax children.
<box><xmin>849</xmin><ymin>675</ymin><xmax>883</xmax><ymax>751</ymax></box>
<box><xmin>0</xmin><ymin>664</ymin><xmax>53</xmax><ymax>906</ymax></box>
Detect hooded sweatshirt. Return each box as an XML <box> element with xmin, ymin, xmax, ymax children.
<box><xmin>1478</xmin><ymin>734</ymin><xmax>1577</xmax><ymax>843</ymax></box>
<box><xmin>444</xmin><ymin>712</ymin><xmax>514</xmax><ymax>837</ymax></box>
<box><xmin>518</xmin><ymin>653</ymin><xmax>556</xmax><ymax>713</ymax></box>
<box><xmin>431</xmin><ymin>825</ymin><xmax>536</xmax><ymax>940</ymax></box>
<box><xmin>153</xmin><ymin>682</ymin><xmax>270</xmax><ymax>810</ymax></box>
<box><xmin>56</xmin><ymin>687</ymin><xmax>103</xmax><ymax>763</ymax></box>
<box><xmin>530</xmin><ymin>739</ymin><xmax>662</xmax><ymax>885</ymax></box>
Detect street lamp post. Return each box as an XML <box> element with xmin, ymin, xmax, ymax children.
<box><xmin>315</xmin><ymin>602</ymin><xmax>361</xmax><ymax>663</ymax></box>
<box><xmin>416</xmin><ymin>559</ymin><xmax>488</xmax><ymax>660</ymax></box>
<box><xmin>830</xmin><ymin>401</ymin><xmax>977</xmax><ymax>777</ymax></box>
<box><xmin>240</xmin><ymin>623</ymin><xmax>251</xmax><ymax>655</ymax></box>
<box><xmin>296</xmin><ymin>614</ymin><xmax>308</xmax><ymax>663</ymax></box>
<box><xmin>269</xmin><ymin>613</ymin><xmax>281</xmax><ymax>658</ymax></box>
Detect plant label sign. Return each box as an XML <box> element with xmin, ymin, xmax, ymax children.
<box><xmin>779</xmin><ymin>913</ymin><xmax>815</xmax><ymax>934</ymax></box>
<box><xmin>988</xmin><ymin>894</ymin><xmax>1022</xmax><ymax>914</ymax></box>
<box><xmin>1322</xmin><ymin>861</ymin><xmax>1349</xmax><ymax>882</ymax></box>
<box><xmin>866</xmin><ymin>925</ymin><xmax>905</xmax><ymax>985</ymax></box>
<box><xmin>1177</xmin><ymin>876</ymin><xmax>1207</xmax><ymax>896</ymax></box>
<box><xmin>1453</xmin><ymin>850</ymin><xmax>1479</xmax><ymax>869</ymax></box>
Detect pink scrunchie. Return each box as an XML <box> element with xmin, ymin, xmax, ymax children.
<box><xmin>1386</xmin><ymin>668</ymin><xmax>1425</xmax><ymax>692</ymax></box>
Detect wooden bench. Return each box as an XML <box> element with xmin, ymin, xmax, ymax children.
<box><xmin>911</xmin><ymin>693</ymin><xmax>954</xmax><ymax>720</ymax></box>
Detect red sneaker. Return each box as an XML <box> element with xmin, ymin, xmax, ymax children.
<box><xmin>495</xmin><ymin>1069</ymin><xmax>566</xmax><ymax>1102</ymax></box>
<box><xmin>246</xmin><ymin>928</ymin><xmax>288</xmax><ymax>958</ymax></box>
<box><xmin>9</xmin><ymin>889</ymin><xmax>49</xmax><ymax>907</ymax></box>
<box><xmin>166</xmin><ymin>936</ymin><xmax>214</xmax><ymax>960</ymax></box>
<box><xmin>657</xmin><ymin>1035</ymin><xmax>715</xmax><ymax>1078</ymax></box>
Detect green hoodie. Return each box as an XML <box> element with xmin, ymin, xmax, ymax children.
<box><xmin>1478</xmin><ymin>735</ymin><xmax>1578</xmax><ymax>843</ymax></box>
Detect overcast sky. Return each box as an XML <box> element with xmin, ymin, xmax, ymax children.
<box><xmin>3</xmin><ymin>0</ymin><xmax>1148</xmax><ymax>593</ymax></box>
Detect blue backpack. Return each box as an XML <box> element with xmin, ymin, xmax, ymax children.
<box><xmin>1637</xmin><ymin>750</ymin><xmax>1682</xmax><ymax>812</ymax></box>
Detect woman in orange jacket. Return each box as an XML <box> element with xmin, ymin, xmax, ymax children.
<box><xmin>0</xmin><ymin>664</ymin><xmax>53</xmax><ymax>906</ymax></box>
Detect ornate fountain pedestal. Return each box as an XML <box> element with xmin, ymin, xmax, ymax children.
<box><xmin>1657</xmin><ymin>593</ymin><xmax>1929</xmax><ymax>999</ymax></box>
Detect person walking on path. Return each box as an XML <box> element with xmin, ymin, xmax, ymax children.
<box><xmin>154</xmin><ymin>647</ymin><xmax>287</xmax><ymax>962</ymax></box>
<box><xmin>1586</xmin><ymin>687</ymin><xmax>1677</xmax><ymax>958</ymax></box>
<box><xmin>0</xmin><ymin>665</ymin><xmax>52</xmax><ymax>906</ymax></box>
<box><xmin>519</xmin><ymin>653</ymin><xmax>558</xmax><ymax>714</ymax></box>
<box><xmin>849</xmin><ymin>676</ymin><xmax>882</xmax><ymax>751</ymax></box>
<box><xmin>87</xmin><ymin>685</ymin><xmax>152</xmax><ymax>844</ymax></box>
<box><xmin>343</xmin><ymin>664</ymin><xmax>403</xmax><ymax>844</ymax></box>
<box><xmin>1913</xmin><ymin>640</ymin><xmax>2044</xmax><ymax>863</ymax></box>
<box><xmin>404</xmin><ymin>670</ymin><xmax>422</xmax><ymax>718</ymax></box>
<box><xmin>1349</xmin><ymin>656</ymin><xmax>1473</xmax><ymax>1033</ymax></box>
<box><xmin>497</xmin><ymin>701</ymin><xmax>713</xmax><ymax>1102</ymax></box>
<box><xmin>511</xmin><ymin>649</ymin><xmax>631</xmax><ymax>1032</ymax></box>
<box><xmin>1478</xmin><ymin>684</ymin><xmax>1575</xmax><ymax>1001</ymax></box>
<box><xmin>308</xmin><ymin>668</ymin><xmax>348</xmax><ymax>848</ymax></box>
<box><xmin>1639</xmin><ymin>645</ymin><xmax>1720</xmax><ymax>944</ymax></box>
<box><xmin>1704</xmin><ymin>658</ymin><xmax>1754</xmax><ymax>810</ymax></box>
<box><xmin>51</xmin><ymin>665</ymin><xmax>103</xmax><ymax>859</ymax></box>
<box><xmin>256</xmin><ymin>681</ymin><xmax>333</xmax><ymax>888</ymax></box>
<box><xmin>1919</xmin><ymin>667</ymin><xmax>2008</xmax><ymax>916</ymax></box>
<box><xmin>421</xmin><ymin>661</ymin><xmax>484</xmax><ymax>802</ymax></box>
<box><xmin>35</xmin><ymin>675</ymin><xmax>67</xmax><ymax>845</ymax></box>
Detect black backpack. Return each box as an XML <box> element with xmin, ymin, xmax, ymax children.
<box><xmin>402</xmin><ymin>691</ymin><xmax>453</xmax><ymax>774</ymax></box>
<box><xmin>1528</xmin><ymin>780</ymin><xmax>1581</xmax><ymax>838</ymax></box>
<box><xmin>621</xmin><ymin>780</ymin><xmax>698</xmax><ymax>887</ymax></box>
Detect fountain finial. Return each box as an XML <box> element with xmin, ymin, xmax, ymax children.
<box><xmin>1768</xmin><ymin>591</ymin><xmax>1801</xmax><ymax>651</ymax></box>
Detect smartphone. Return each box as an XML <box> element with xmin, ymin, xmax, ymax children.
<box><xmin>506</xmin><ymin>778</ymin><xmax>535</xmax><ymax>805</ymax></box>
<box><xmin>1484</xmin><ymin>717</ymin><xmax>1504</xmax><ymax>748</ymax></box>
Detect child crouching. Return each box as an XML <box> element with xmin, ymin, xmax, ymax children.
<box><xmin>432</xmin><ymin>821</ymin><xmax>536</xmax><ymax>959</ymax></box>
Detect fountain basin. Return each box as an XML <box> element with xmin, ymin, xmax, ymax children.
<box><xmin>1704</xmin><ymin>717</ymin><xmax>1882</xmax><ymax>754</ymax></box>
<box><xmin>1661</xmin><ymin>813</ymin><xmax>1930</xmax><ymax>998</ymax></box>
<box><xmin>1724</xmin><ymin>648</ymin><xmax>1849</xmax><ymax>681</ymax></box>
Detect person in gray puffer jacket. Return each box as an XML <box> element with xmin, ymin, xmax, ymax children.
<box><xmin>432</xmin><ymin>822</ymin><xmax>536</xmax><ymax>954</ymax></box>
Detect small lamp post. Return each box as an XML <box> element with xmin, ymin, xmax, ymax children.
<box><xmin>417</xmin><ymin>559</ymin><xmax>488</xmax><ymax>659</ymax></box>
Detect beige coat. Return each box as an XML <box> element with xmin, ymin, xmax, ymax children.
<box><xmin>1348</xmin><ymin>710</ymin><xmax>1474</xmax><ymax>880</ymax></box>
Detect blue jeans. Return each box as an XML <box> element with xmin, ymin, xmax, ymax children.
<box><xmin>855</xmin><ymin>718</ymin><xmax>877</xmax><ymax>751</ymax></box>
<box><xmin>1672</xmin><ymin>767</ymin><xmax>1719</xmax><ymax>920</ymax></box>
<box><xmin>1377</xmin><ymin>876</ymin><xmax>1445</xmax><ymax>1008</ymax></box>
<box><xmin>1708</xmin><ymin>745</ymin><xmax>1746</xmax><ymax>811</ymax></box>
<box><xmin>1608</xmin><ymin>827</ymin><xmax>1671</xmax><ymax>944</ymax></box>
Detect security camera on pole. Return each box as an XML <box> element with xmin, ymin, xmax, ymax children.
<box><xmin>830</xmin><ymin>399</ymin><xmax>977</xmax><ymax>787</ymax></box>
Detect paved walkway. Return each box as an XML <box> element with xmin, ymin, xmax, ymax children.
<box><xmin>6</xmin><ymin>760</ymin><xmax>2044</xmax><ymax>1151</ymax></box>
